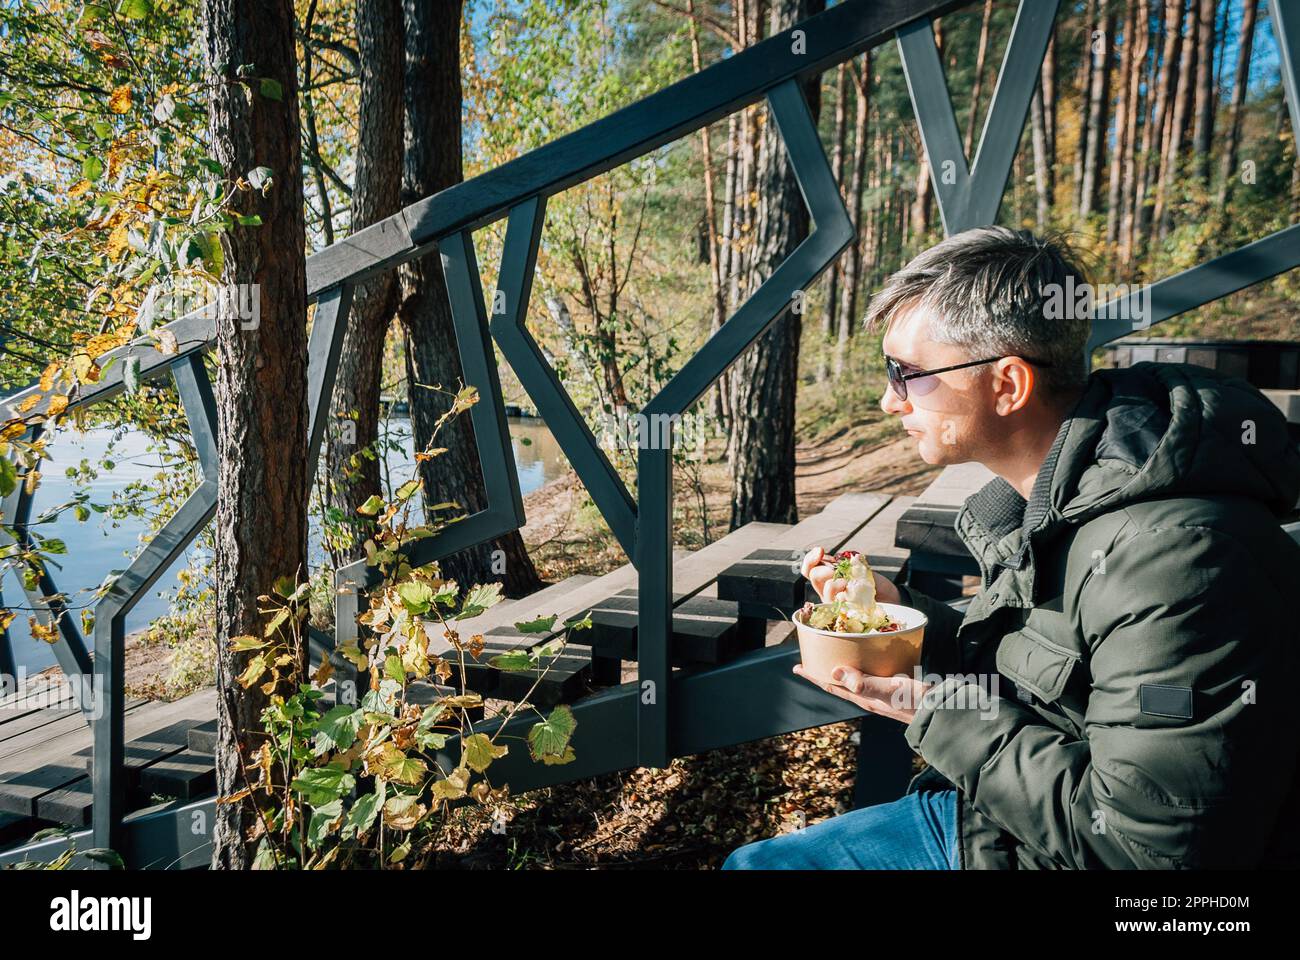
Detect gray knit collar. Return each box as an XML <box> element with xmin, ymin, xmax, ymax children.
<box><xmin>961</xmin><ymin>415</ymin><xmax>1071</xmax><ymax>572</ymax></box>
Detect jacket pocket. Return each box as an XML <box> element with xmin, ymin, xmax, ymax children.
<box><xmin>995</xmin><ymin>624</ymin><xmax>1079</xmax><ymax>705</ymax></box>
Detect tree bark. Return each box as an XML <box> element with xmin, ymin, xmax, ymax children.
<box><xmin>398</xmin><ymin>0</ymin><xmax>540</xmax><ymax>597</ymax></box>
<box><xmin>965</xmin><ymin>0</ymin><xmax>994</xmax><ymax>159</ymax></box>
<box><xmin>1105</xmin><ymin>0</ymin><xmax>1136</xmax><ymax>248</ymax></box>
<box><xmin>1031</xmin><ymin>82</ymin><xmax>1051</xmax><ymax>231</ymax></box>
<box><xmin>1156</xmin><ymin>0</ymin><xmax>1197</xmax><ymax>236</ymax></box>
<box><xmin>834</xmin><ymin>54</ymin><xmax>869</xmax><ymax>381</ymax></box>
<box><xmin>1137</xmin><ymin>0</ymin><xmax>1183</xmax><ymax>249</ymax></box>
<box><xmin>1191</xmin><ymin>0</ymin><xmax>1217</xmax><ymax>182</ymax></box>
<box><xmin>1217</xmin><ymin>0</ymin><xmax>1260</xmax><ymax>205</ymax></box>
<box><xmin>727</xmin><ymin>0</ymin><xmax>821</xmax><ymax>529</ymax></box>
<box><xmin>203</xmin><ymin>0</ymin><xmax>309</xmax><ymax>869</ymax></box>
<box><xmin>1119</xmin><ymin>0</ymin><xmax>1149</xmax><ymax>265</ymax></box>
<box><xmin>686</xmin><ymin>0</ymin><xmax>727</xmax><ymax>432</ymax></box>
<box><xmin>818</xmin><ymin>60</ymin><xmax>848</xmax><ymax>382</ymax></box>
<box><xmin>324</xmin><ymin>0</ymin><xmax>404</xmax><ymax>568</ymax></box>
<box><xmin>1074</xmin><ymin>0</ymin><xmax>1097</xmax><ymax>212</ymax></box>
<box><xmin>1080</xmin><ymin>3</ymin><xmax>1113</xmax><ymax>220</ymax></box>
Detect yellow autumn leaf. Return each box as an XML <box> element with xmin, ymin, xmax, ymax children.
<box><xmin>106</xmin><ymin>224</ymin><xmax>129</xmax><ymax>259</ymax></box>
<box><xmin>39</xmin><ymin>362</ymin><xmax>58</xmax><ymax>392</ymax></box>
<box><xmin>0</xmin><ymin>610</ymin><xmax>13</xmax><ymax>631</ymax></box>
<box><xmin>71</xmin><ymin>354</ymin><xmax>100</xmax><ymax>384</ymax></box>
<box><xmin>85</xmin><ymin>333</ymin><xmax>122</xmax><ymax>358</ymax></box>
<box><xmin>17</xmin><ymin>394</ymin><xmax>41</xmax><ymax>414</ymax></box>
<box><xmin>47</xmin><ymin>395</ymin><xmax>69</xmax><ymax>417</ymax></box>
<box><xmin>108</xmin><ymin>85</ymin><xmax>132</xmax><ymax>114</ymax></box>
<box><xmin>68</xmin><ymin>180</ymin><xmax>93</xmax><ymax>197</ymax></box>
<box><xmin>29</xmin><ymin>617</ymin><xmax>57</xmax><ymax>643</ymax></box>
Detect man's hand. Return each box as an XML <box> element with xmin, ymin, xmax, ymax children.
<box><xmin>792</xmin><ymin>664</ymin><xmax>931</xmax><ymax>725</ymax></box>
<box><xmin>800</xmin><ymin>546</ymin><xmax>901</xmax><ymax>604</ymax></box>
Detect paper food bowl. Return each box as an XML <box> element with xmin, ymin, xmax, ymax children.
<box><xmin>790</xmin><ymin>601</ymin><xmax>927</xmax><ymax>685</ymax></box>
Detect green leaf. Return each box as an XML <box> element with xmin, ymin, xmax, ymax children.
<box><xmin>515</xmin><ymin>614</ymin><xmax>557</xmax><ymax>634</ymax></box>
<box><xmin>313</xmin><ymin>704</ymin><xmax>363</xmax><ymax>755</ymax></box>
<box><xmin>395</xmin><ymin>479</ymin><xmax>421</xmax><ymax>501</ymax></box>
<box><xmin>306</xmin><ymin>799</ymin><xmax>343</xmax><ymax>848</ymax></box>
<box><xmin>116</xmin><ymin>0</ymin><xmax>153</xmax><ymax>19</ymax></box>
<box><xmin>415</xmin><ymin>730</ymin><xmax>447</xmax><ymax>751</ymax></box>
<box><xmin>384</xmin><ymin>654</ymin><xmax>406</xmax><ymax>685</ymax></box>
<box><xmin>259</xmin><ymin>78</ymin><xmax>283</xmax><ymax>101</ymax></box>
<box><xmin>357</xmin><ymin>494</ymin><xmax>385</xmax><ymax>516</ymax></box>
<box><xmin>235</xmin><ymin>214</ymin><xmax>262</xmax><ymax>226</ymax></box>
<box><xmin>455</xmin><ymin>582</ymin><xmax>504</xmax><ymax>620</ymax></box>
<box><xmin>0</xmin><ymin>459</ymin><xmax>16</xmax><ymax>499</ymax></box>
<box><xmin>82</xmin><ymin>156</ymin><xmax>104</xmax><ymax>182</ymax></box>
<box><xmin>374</xmin><ymin>747</ymin><xmax>427</xmax><ymax>786</ymax></box>
<box><xmin>343</xmin><ymin>784</ymin><xmax>384</xmax><ymax>839</ymax></box>
<box><xmin>290</xmin><ymin>764</ymin><xmax>355</xmax><ymax>805</ymax></box>
<box><xmin>398</xmin><ymin>580</ymin><xmax>433</xmax><ymax>616</ymax></box>
<box><xmin>463</xmin><ymin>733</ymin><xmax>508</xmax><ymax>773</ymax></box>
<box><xmin>123</xmin><ymin>355</ymin><xmax>140</xmax><ymax>394</ymax></box>
<box><xmin>527</xmin><ymin>704</ymin><xmax>577</xmax><ymax>765</ymax></box>
<box><xmin>487</xmin><ymin>650</ymin><xmax>534</xmax><ymax>672</ymax></box>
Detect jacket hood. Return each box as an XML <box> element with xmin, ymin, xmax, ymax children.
<box><xmin>958</xmin><ymin>361</ymin><xmax>1300</xmax><ymax>575</ymax></box>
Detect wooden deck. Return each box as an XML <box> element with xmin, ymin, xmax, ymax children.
<box><xmin>0</xmin><ymin>489</ymin><xmax>915</xmax><ymax>855</ymax></box>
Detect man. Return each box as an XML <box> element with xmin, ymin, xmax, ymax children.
<box><xmin>723</xmin><ymin>226</ymin><xmax>1300</xmax><ymax>870</ymax></box>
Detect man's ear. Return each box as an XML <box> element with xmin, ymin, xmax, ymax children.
<box><xmin>991</xmin><ymin>357</ymin><xmax>1035</xmax><ymax>416</ymax></box>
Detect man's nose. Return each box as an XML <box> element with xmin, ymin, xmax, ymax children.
<box><xmin>881</xmin><ymin>384</ymin><xmax>909</xmax><ymax>417</ymax></box>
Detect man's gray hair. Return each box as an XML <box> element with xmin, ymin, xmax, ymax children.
<box><xmin>864</xmin><ymin>226</ymin><xmax>1092</xmax><ymax>393</ymax></box>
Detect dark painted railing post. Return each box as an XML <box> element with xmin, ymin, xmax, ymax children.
<box><xmin>636</xmin><ymin>439</ymin><xmax>673</xmax><ymax>768</ymax></box>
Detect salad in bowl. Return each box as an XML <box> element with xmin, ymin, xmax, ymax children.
<box><xmin>791</xmin><ymin>550</ymin><xmax>925</xmax><ymax>682</ymax></box>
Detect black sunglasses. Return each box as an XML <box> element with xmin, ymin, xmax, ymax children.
<box><xmin>884</xmin><ymin>354</ymin><xmax>1054</xmax><ymax>402</ymax></box>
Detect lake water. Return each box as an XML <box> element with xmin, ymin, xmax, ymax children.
<box><xmin>2</xmin><ymin>417</ymin><xmax>568</xmax><ymax>672</ymax></box>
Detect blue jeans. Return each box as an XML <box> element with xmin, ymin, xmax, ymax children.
<box><xmin>722</xmin><ymin>789</ymin><xmax>959</xmax><ymax>870</ymax></box>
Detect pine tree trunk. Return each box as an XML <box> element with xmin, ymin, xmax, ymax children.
<box><xmin>1137</xmin><ymin>0</ymin><xmax>1182</xmax><ymax>250</ymax></box>
<box><xmin>1075</xmin><ymin>0</ymin><xmax>1098</xmax><ymax>212</ymax></box>
<box><xmin>818</xmin><ymin>60</ymin><xmax>848</xmax><ymax>382</ymax></box>
<box><xmin>965</xmin><ymin>0</ymin><xmax>994</xmax><ymax>159</ymax></box>
<box><xmin>203</xmin><ymin>0</ymin><xmax>309</xmax><ymax>869</ymax></box>
<box><xmin>1031</xmin><ymin>83</ymin><xmax>1051</xmax><ymax>231</ymax></box>
<box><xmin>1106</xmin><ymin>0</ymin><xmax>1136</xmax><ymax>248</ymax></box>
<box><xmin>1217</xmin><ymin>0</ymin><xmax>1260</xmax><ymax>205</ymax></box>
<box><xmin>1080</xmin><ymin>4</ymin><xmax>1113</xmax><ymax>219</ymax></box>
<box><xmin>1157</xmin><ymin>0</ymin><xmax>1197</xmax><ymax>237</ymax></box>
<box><xmin>834</xmin><ymin>54</ymin><xmax>869</xmax><ymax>380</ymax></box>
<box><xmin>727</xmin><ymin>0</ymin><xmax>821</xmax><ymax>529</ymax></box>
<box><xmin>1191</xmin><ymin>0</ymin><xmax>1217</xmax><ymax>181</ymax></box>
<box><xmin>398</xmin><ymin>0</ymin><xmax>540</xmax><ymax>598</ymax></box>
<box><xmin>1119</xmin><ymin>0</ymin><xmax>1149</xmax><ymax>265</ymax></box>
<box><xmin>686</xmin><ymin>0</ymin><xmax>727</xmax><ymax>433</ymax></box>
<box><xmin>325</xmin><ymin>0</ymin><xmax>403</xmax><ymax>568</ymax></box>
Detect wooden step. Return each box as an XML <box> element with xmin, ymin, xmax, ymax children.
<box><xmin>0</xmin><ymin>691</ymin><xmax>214</xmax><ymax>826</ymax></box>
<box><xmin>586</xmin><ymin>589</ymin><xmax>755</xmax><ymax>664</ymax></box>
<box><xmin>445</xmin><ymin>631</ymin><xmax>593</xmax><ymax>709</ymax></box>
<box><xmin>188</xmin><ymin>718</ymin><xmax>217</xmax><ymax>755</ymax></box>
<box><xmin>136</xmin><ymin>749</ymin><xmax>215</xmax><ymax>801</ymax></box>
<box><xmin>716</xmin><ymin>494</ymin><xmax>909</xmax><ymax>618</ymax></box>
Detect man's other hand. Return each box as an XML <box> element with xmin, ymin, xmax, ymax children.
<box><xmin>800</xmin><ymin>546</ymin><xmax>901</xmax><ymax>604</ymax></box>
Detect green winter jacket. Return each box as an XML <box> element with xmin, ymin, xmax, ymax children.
<box><xmin>896</xmin><ymin>361</ymin><xmax>1300</xmax><ymax>869</ymax></box>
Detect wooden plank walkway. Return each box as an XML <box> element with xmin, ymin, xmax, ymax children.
<box><xmin>0</xmin><ymin>489</ymin><xmax>910</xmax><ymax>849</ymax></box>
